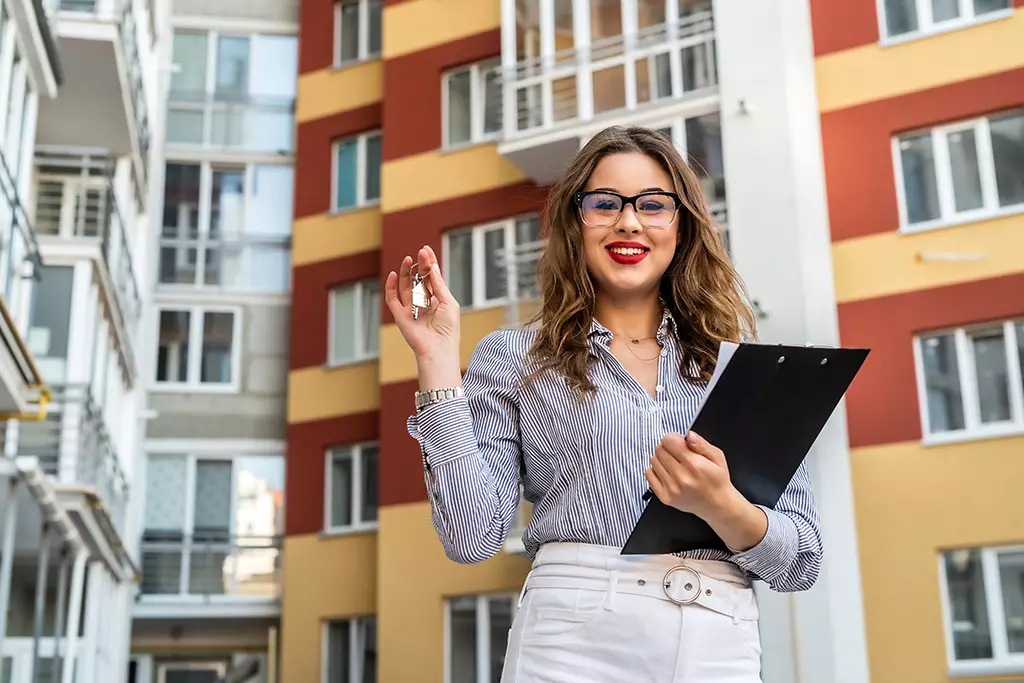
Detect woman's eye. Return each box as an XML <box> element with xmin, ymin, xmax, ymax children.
<box><xmin>639</xmin><ymin>201</ymin><xmax>667</xmax><ymax>212</ymax></box>
<box><xmin>593</xmin><ymin>201</ymin><xmax>618</xmax><ymax>210</ymax></box>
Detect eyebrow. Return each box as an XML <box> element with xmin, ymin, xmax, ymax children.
<box><xmin>588</xmin><ymin>187</ymin><xmax>667</xmax><ymax>193</ymax></box>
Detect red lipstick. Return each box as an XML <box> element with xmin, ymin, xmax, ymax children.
<box><xmin>605</xmin><ymin>241</ymin><xmax>650</xmax><ymax>265</ymax></box>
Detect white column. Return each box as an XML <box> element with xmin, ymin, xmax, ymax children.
<box><xmin>711</xmin><ymin>1</ymin><xmax>871</xmax><ymax>682</ymax></box>
<box><xmin>0</xmin><ymin>477</ymin><xmax>19</xmax><ymax>683</ymax></box>
<box><xmin>61</xmin><ymin>550</ymin><xmax>89</xmax><ymax>683</ymax></box>
<box><xmin>77</xmin><ymin>563</ymin><xmax>105</xmax><ymax>683</ymax></box>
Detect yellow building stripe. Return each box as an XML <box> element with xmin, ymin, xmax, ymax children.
<box><xmin>288</xmin><ymin>361</ymin><xmax>379</xmax><ymax>424</ymax></box>
<box><xmin>816</xmin><ymin>9</ymin><xmax>1024</xmax><ymax>113</ymax></box>
<box><xmin>383</xmin><ymin>0</ymin><xmax>501</xmax><ymax>60</ymax></box>
<box><xmin>293</xmin><ymin>207</ymin><xmax>381</xmax><ymax>267</ymax></box>
<box><xmin>377</xmin><ymin>502</ymin><xmax>531</xmax><ymax>683</ymax></box>
<box><xmin>280</xmin><ymin>532</ymin><xmax>378</xmax><ymax>683</ymax></box>
<box><xmin>851</xmin><ymin>435</ymin><xmax>1024</xmax><ymax>682</ymax></box>
<box><xmin>380</xmin><ymin>144</ymin><xmax>526</xmax><ymax>214</ymax></box>
<box><xmin>296</xmin><ymin>60</ymin><xmax>383</xmax><ymax>124</ymax></box>
<box><xmin>831</xmin><ymin>212</ymin><xmax>1024</xmax><ymax>303</ymax></box>
<box><xmin>379</xmin><ymin>302</ymin><xmax>540</xmax><ymax>385</ymax></box>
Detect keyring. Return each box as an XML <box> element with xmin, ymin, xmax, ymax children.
<box><xmin>411</xmin><ymin>272</ymin><xmax>429</xmax><ymax>320</ymax></box>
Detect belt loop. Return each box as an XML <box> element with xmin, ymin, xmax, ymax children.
<box><xmin>517</xmin><ymin>569</ymin><xmax>533</xmax><ymax>609</ymax></box>
<box><xmin>602</xmin><ymin>570</ymin><xmax>620</xmax><ymax>611</ymax></box>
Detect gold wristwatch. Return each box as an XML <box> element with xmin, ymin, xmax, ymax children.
<box><xmin>415</xmin><ymin>386</ymin><xmax>464</xmax><ymax>411</ymax></box>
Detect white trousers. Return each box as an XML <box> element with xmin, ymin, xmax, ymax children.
<box><xmin>501</xmin><ymin>543</ymin><xmax>762</xmax><ymax>683</ymax></box>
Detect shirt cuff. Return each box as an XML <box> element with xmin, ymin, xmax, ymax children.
<box><xmin>405</xmin><ymin>397</ymin><xmax>479</xmax><ymax>469</ymax></box>
<box><xmin>728</xmin><ymin>505</ymin><xmax>799</xmax><ymax>580</ymax></box>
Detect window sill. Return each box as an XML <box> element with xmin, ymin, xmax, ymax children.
<box><xmin>923</xmin><ymin>423</ymin><xmax>1024</xmax><ymax>448</ymax></box>
<box><xmin>149</xmin><ymin>382</ymin><xmax>241</xmax><ymax>395</ymax></box>
<box><xmin>331</xmin><ymin>55</ymin><xmax>381</xmax><ymax>72</ymax></box>
<box><xmin>324</xmin><ymin>356</ymin><xmax>379</xmax><ymax>371</ymax></box>
<box><xmin>879</xmin><ymin>9</ymin><xmax>1014</xmax><ymax>48</ymax></box>
<box><xmin>899</xmin><ymin>203</ymin><xmax>1024</xmax><ymax>236</ymax></box>
<box><xmin>328</xmin><ymin>200</ymin><xmax>381</xmax><ymax>217</ymax></box>
<box><xmin>319</xmin><ymin>524</ymin><xmax>378</xmax><ymax>539</ymax></box>
<box><xmin>948</xmin><ymin>658</ymin><xmax>1024</xmax><ymax>678</ymax></box>
<box><xmin>440</xmin><ymin>138</ymin><xmax>500</xmax><ymax>156</ymax></box>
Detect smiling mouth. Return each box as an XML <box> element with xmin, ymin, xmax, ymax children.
<box><xmin>606</xmin><ymin>246</ymin><xmax>649</xmax><ymax>256</ymax></box>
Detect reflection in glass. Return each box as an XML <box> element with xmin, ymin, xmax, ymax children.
<box><xmin>932</xmin><ymin>0</ymin><xmax>960</xmax><ymax>22</ymax></box>
<box><xmin>944</xmin><ymin>550</ymin><xmax>993</xmax><ymax>660</ymax></box>
<box><xmin>447</xmin><ymin>70</ymin><xmax>472</xmax><ymax>146</ymax></box>
<box><xmin>970</xmin><ymin>329</ymin><xmax>1010</xmax><ymax>424</ymax></box>
<box><xmin>885</xmin><ymin>0</ymin><xmax>919</xmax><ymax>36</ymax></box>
<box><xmin>990</xmin><ymin>111</ymin><xmax>1024</xmax><ymax>208</ymax></box>
<box><xmin>250</xmin><ymin>166</ymin><xmax>294</xmax><ymax>236</ymax></box>
<box><xmin>921</xmin><ymin>333</ymin><xmax>965</xmax><ymax>433</ymax></box>
<box><xmin>900</xmin><ymin>133</ymin><xmax>941</xmax><ymax>224</ymax></box>
<box><xmin>999</xmin><ymin>550</ymin><xmax>1024</xmax><ymax>653</ymax></box>
<box><xmin>947</xmin><ymin>129</ymin><xmax>983</xmax><ymax>213</ymax></box>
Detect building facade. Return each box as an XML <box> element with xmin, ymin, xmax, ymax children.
<box><xmin>127</xmin><ymin>0</ymin><xmax>297</xmax><ymax>681</ymax></box>
<box><xmin>810</xmin><ymin>1</ymin><xmax>1024</xmax><ymax>682</ymax></box>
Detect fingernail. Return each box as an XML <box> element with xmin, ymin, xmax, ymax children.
<box><xmin>432</xmin><ymin>263</ymin><xmax>440</xmax><ymax>275</ymax></box>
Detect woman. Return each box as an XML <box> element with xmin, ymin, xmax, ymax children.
<box><xmin>384</xmin><ymin>126</ymin><xmax>821</xmax><ymax>682</ymax></box>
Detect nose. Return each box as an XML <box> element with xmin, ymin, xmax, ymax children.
<box><xmin>616</xmin><ymin>205</ymin><xmax>642</xmax><ymax>234</ymax></box>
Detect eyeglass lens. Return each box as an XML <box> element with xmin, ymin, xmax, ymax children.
<box><xmin>579</xmin><ymin>192</ymin><xmax>676</xmax><ymax>227</ymax></box>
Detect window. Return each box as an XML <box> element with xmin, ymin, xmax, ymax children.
<box><xmin>896</xmin><ymin>110</ymin><xmax>1024</xmax><ymax>231</ymax></box>
<box><xmin>446</xmin><ymin>595</ymin><xmax>516</xmax><ymax>683</ymax></box>
<box><xmin>155</xmin><ymin>307</ymin><xmax>241</xmax><ymax>390</ymax></box>
<box><xmin>329</xmin><ymin>280</ymin><xmax>380</xmax><ymax>365</ymax></box>
<box><xmin>443</xmin><ymin>215</ymin><xmax>542</xmax><ymax>309</ymax></box>
<box><xmin>326</xmin><ymin>443</ymin><xmax>379</xmax><ymax>531</ymax></box>
<box><xmin>333</xmin><ymin>132</ymin><xmax>381</xmax><ymax>211</ymax></box>
<box><xmin>324</xmin><ymin>616</ymin><xmax>377</xmax><ymax>683</ymax></box>
<box><xmin>880</xmin><ymin>0</ymin><xmax>1011</xmax><ymax>40</ymax></box>
<box><xmin>443</xmin><ymin>60</ymin><xmax>502</xmax><ymax>148</ymax></box>
<box><xmin>335</xmin><ymin>0</ymin><xmax>382</xmax><ymax>65</ymax></box>
<box><xmin>915</xmin><ymin>319</ymin><xmax>1024</xmax><ymax>442</ymax></box>
<box><xmin>940</xmin><ymin>546</ymin><xmax>1024</xmax><ymax>675</ymax></box>
<box><xmin>160</xmin><ymin>162</ymin><xmax>292</xmax><ymax>292</ymax></box>
<box><xmin>167</xmin><ymin>30</ymin><xmax>297</xmax><ymax>152</ymax></box>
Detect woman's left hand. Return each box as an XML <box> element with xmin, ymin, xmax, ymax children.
<box><xmin>645</xmin><ymin>431</ymin><xmax>737</xmax><ymax>519</ymax></box>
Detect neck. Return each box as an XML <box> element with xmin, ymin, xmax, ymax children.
<box><xmin>593</xmin><ymin>291</ymin><xmax>663</xmax><ymax>340</ymax></box>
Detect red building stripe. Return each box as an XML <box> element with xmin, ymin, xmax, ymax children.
<box><xmin>299</xmin><ymin>0</ymin><xmax>335</xmax><ymax>74</ymax></box>
<box><xmin>821</xmin><ymin>67</ymin><xmax>1024</xmax><ymax>243</ymax></box>
<box><xmin>809</xmin><ymin>0</ymin><xmax>879</xmax><ymax>56</ymax></box>
<box><xmin>379</xmin><ymin>379</ymin><xmax>429</xmax><ymax>507</ymax></box>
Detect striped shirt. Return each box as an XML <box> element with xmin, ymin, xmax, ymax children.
<box><xmin>406</xmin><ymin>312</ymin><xmax>822</xmax><ymax>592</ymax></box>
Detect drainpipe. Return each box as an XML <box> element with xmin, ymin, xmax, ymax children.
<box><xmin>0</xmin><ymin>477</ymin><xmax>20</xmax><ymax>683</ymax></box>
<box><xmin>31</xmin><ymin>523</ymin><xmax>53</xmax><ymax>683</ymax></box>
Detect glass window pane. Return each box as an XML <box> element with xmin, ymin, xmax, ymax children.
<box><xmin>144</xmin><ymin>455</ymin><xmax>188</xmax><ymax>532</ymax></box>
<box><xmin>157</xmin><ymin>310</ymin><xmax>191</xmax><ymax>383</ymax></box>
<box><xmin>215</xmin><ymin>36</ymin><xmax>250</xmax><ymax>96</ymax></box>
<box><xmin>327</xmin><ymin>620</ymin><xmax>352</xmax><ymax>682</ymax></box>
<box><xmin>360</xmin><ymin>617</ymin><xmax>378</xmax><ymax>683</ymax></box>
<box><xmin>447</xmin><ymin>70</ymin><xmax>472</xmax><ymax>146</ymax></box>
<box><xmin>971</xmin><ymin>329</ymin><xmax>1011</xmax><ymax>424</ymax></box>
<box><xmin>590</xmin><ymin>0</ymin><xmax>622</xmax><ymax>41</ymax></box>
<box><xmin>250</xmin><ymin>35</ymin><xmax>297</xmax><ymax>99</ymax></box>
<box><xmin>592</xmin><ymin>65</ymin><xmax>626</xmax><ymax>115</ymax></box>
<box><xmin>331</xmin><ymin>452</ymin><xmax>353</xmax><ymax>528</ymax></box>
<box><xmin>944</xmin><ymin>550</ymin><xmax>993</xmax><ymax>660</ymax></box>
<box><xmin>680</xmin><ymin>40</ymin><xmax>716</xmax><ymax>93</ymax></box>
<box><xmin>551</xmin><ymin>75</ymin><xmax>577</xmax><ymax>122</ymax></box>
<box><xmin>361</xmin><ymin>281</ymin><xmax>380</xmax><ymax>355</ymax></box>
<box><xmin>483</xmin><ymin>67</ymin><xmax>502</xmax><ymax>135</ymax></box>
<box><xmin>200</xmin><ymin>311</ymin><xmax>235</xmax><ymax>384</ymax></box>
<box><xmin>446</xmin><ymin>232</ymin><xmax>474</xmax><ymax>306</ymax></box>
<box><xmin>171</xmin><ymin>31</ymin><xmax>208</xmax><ymax>94</ymax></box>
<box><xmin>947</xmin><ymin>129</ymin><xmax>984</xmax><ymax>213</ymax></box>
<box><xmin>332</xmin><ymin>286</ymin><xmax>357</xmax><ymax>362</ymax></box>
<box><xmin>637</xmin><ymin>0</ymin><xmax>666</xmax><ymax>29</ymax></box>
<box><xmin>989</xmin><ymin>111</ymin><xmax>1024</xmax><ymax>208</ymax></box>
<box><xmin>368</xmin><ymin>0</ymin><xmax>382</xmax><ymax>55</ymax></box>
<box><xmin>364</xmin><ymin>134</ymin><xmax>382</xmax><ymax>202</ymax></box>
<box><xmin>27</xmin><ymin>266</ymin><xmax>74</xmax><ymax>384</ymax></box>
<box><xmin>250</xmin><ymin>166</ymin><xmax>294</xmax><ymax>236</ymax></box>
<box><xmin>685</xmin><ymin>112</ymin><xmax>727</xmax><ymax>206</ymax></box>
<box><xmin>999</xmin><ymin>550</ymin><xmax>1024</xmax><ymax>653</ymax></box>
<box><xmin>233</xmin><ymin>456</ymin><xmax>285</xmax><ymax>538</ymax></box>
<box><xmin>210</xmin><ymin>168</ymin><xmax>245</xmax><ymax>239</ymax></box>
<box><xmin>162</xmin><ymin>164</ymin><xmax>201</xmax><ymax>239</ymax></box>
<box><xmin>932</xmin><ymin>0</ymin><xmax>960</xmax><ymax>22</ymax></box>
<box><xmin>900</xmin><ymin>133</ymin><xmax>941</xmax><ymax>224</ymax></box>
<box><xmin>449</xmin><ymin>597</ymin><xmax>478</xmax><ymax>683</ymax></box>
<box><xmin>166</xmin><ymin>109</ymin><xmax>204</xmax><ymax>144</ymax></box>
<box><xmin>361</xmin><ymin>445</ymin><xmax>378</xmax><ymax>523</ymax></box>
<box><xmin>974</xmin><ymin>0</ymin><xmax>1010</xmax><ymax>13</ymax></box>
<box><xmin>514</xmin><ymin>217</ymin><xmax>541</xmax><ymax>299</ymax></box>
<box><xmin>335</xmin><ymin>140</ymin><xmax>358</xmax><ymax>209</ymax></box>
<box><xmin>194</xmin><ymin>460</ymin><xmax>233</xmax><ymax>540</ymax></box>
<box><xmin>339</xmin><ymin>1</ymin><xmax>360</xmax><ymax>62</ymax></box>
<box><xmin>489</xmin><ymin>597</ymin><xmax>513</xmax><ymax>683</ymax></box>
<box><xmin>921</xmin><ymin>333</ymin><xmax>965</xmax><ymax>433</ymax></box>
<box><xmin>885</xmin><ymin>0</ymin><xmax>919</xmax><ymax>36</ymax></box>
<box><xmin>483</xmin><ymin>228</ymin><xmax>508</xmax><ymax>301</ymax></box>
<box><xmin>553</xmin><ymin>0</ymin><xmax>574</xmax><ymax>54</ymax></box>
<box><xmin>516</xmin><ymin>0</ymin><xmax>541</xmax><ymax>62</ymax></box>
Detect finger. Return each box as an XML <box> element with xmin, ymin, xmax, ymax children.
<box><xmin>423</xmin><ymin>244</ymin><xmax>440</xmax><ymax>268</ymax></box>
<box><xmin>384</xmin><ymin>271</ymin><xmax>407</xmax><ymax>318</ymax></box>
<box><xmin>650</xmin><ymin>448</ymin><xmax>679</xmax><ymax>489</ymax></box>
<box><xmin>416</xmin><ymin>248</ymin><xmax>432</xmax><ymax>278</ymax></box>
<box><xmin>686</xmin><ymin>431</ymin><xmax>726</xmax><ymax>467</ymax></box>
<box><xmin>659</xmin><ymin>437</ymin><xmax>698</xmax><ymax>471</ymax></box>
<box><xmin>644</xmin><ymin>468</ymin><xmax>667</xmax><ymax>503</ymax></box>
<box><xmin>426</xmin><ymin>261</ymin><xmax>458</xmax><ymax>307</ymax></box>
<box><xmin>397</xmin><ymin>256</ymin><xmax>414</xmax><ymax>306</ymax></box>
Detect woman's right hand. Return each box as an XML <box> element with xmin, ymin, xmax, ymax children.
<box><xmin>384</xmin><ymin>245</ymin><xmax>461</xmax><ymax>364</ymax></box>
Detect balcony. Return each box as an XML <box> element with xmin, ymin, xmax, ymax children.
<box><xmin>166</xmin><ymin>89</ymin><xmax>295</xmax><ymax>156</ymax></box>
<box><xmin>135</xmin><ymin>534</ymin><xmax>282</xmax><ymax>619</ymax></box>
<box><xmin>499</xmin><ymin>10</ymin><xmax>719</xmax><ymax>183</ymax></box>
<box><xmin>35</xmin><ymin>0</ymin><xmax>151</xmax><ymax>195</ymax></box>
<box><xmin>33</xmin><ymin>149</ymin><xmax>142</xmax><ymax>385</ymax></box>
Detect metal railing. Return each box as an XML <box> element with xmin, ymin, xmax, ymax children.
<box><xmin>498</xmin><ymin>238</ymin><xmax>546</xmax><ymax>327</ymax></box>
<box><xmin>167</xmin><ymin>89</ymin><xmax>295</xmax><ymax>154</ymax></box>
<box><xmin>2</xmin><ymin>384</ymin><xmax>130</xmax><ymax>531</ymax></box>
<box><xmin>139</xmin><ymin>534</ymin><xmax>283</xmax><ymax>599</ymax></box>
<box><xmin>503</xmin><ymin>11</ymin><xmax>717</xmax><ymax>137</ymax></box>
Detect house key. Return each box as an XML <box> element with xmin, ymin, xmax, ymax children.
<box><xmin>411</xmin><ymin>271</ymin><xmax>430</xmax><ymax>320</ymax></box>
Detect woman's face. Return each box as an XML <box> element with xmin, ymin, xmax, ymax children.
<box><xmin>579</xmin><ymin>152</ymin><xmax>679</xmax><ymax>301</ymax></box>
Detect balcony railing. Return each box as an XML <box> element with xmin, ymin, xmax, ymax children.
<box><xmin>502</xmin><ymin>11</ymin><xmax>717</xmax><ymax>139</ymax></box>
<box><xmin>0</xmin><ymin>148</ymin><xmax>43</xmax><ymax>305</ymax></box>
<box><xmin>3</xmin><ymin>384</ymin><xmax>130</xmax><ymax>531</ymax></box>
<box><xmin>139</xmin><ymin>534</ymin><xmax>282</xmax><ymax>600</ymax></box>
<box><xmin>166</xmin><ymin>90</ymin><xmax>295</xmax><ymax>155</ymax></box>
<box><xmin>498</xmin><ymin>238</ymin><xmax>545</xmax><ymax>327</ymax></box>
<box><xmin>34</xmin><ymin>148</ymin><xmax>142</xmax><ymax>380</ymax></box>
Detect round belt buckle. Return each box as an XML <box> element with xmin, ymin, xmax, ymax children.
<box><xmin>663</xmin><ymin>565</ymin><xmax>701</xmax><ymax>605</ymax></box>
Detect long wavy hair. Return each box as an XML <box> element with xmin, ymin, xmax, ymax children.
<box><xmin>526</xmin><ymin>125</ymin><xmax>755</xmax><ymax>397</ymax></box>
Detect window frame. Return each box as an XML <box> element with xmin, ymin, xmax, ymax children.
<box><xmin>324</xmin><ymin>442</ymin><xmax>379</xmax><ymax>534</ymax></box>
<box><xmin>152</xmin><ymin>304</ymin><xmax>244</xmax><ymax>393</ymax></box>
<box><xmin>333</xmin><ymin>0</ymin><xmax>382</xmax><ymax>66</ymax></box>
<box><xmin>331</xmin><ymin>130</ymin><xmax>382</xmax><ymax>212</ymax></box>
<box><xmin>441</xmin><ymin>58</ymin><xmax>502</xmax><ymax>150</ymax></box>
<box><xmin>327</xmin><ymin>278</ymin><xmax>380</xmax><ymax>366</ymax></box>
<box><xmin>892</xmin><ymin>110</ymin><xmax>1024</xmax><ymax>234</ymax></box>
<box><xmin>912</xmin><ymin>318</ymin><xmax>1024</xmax><ymax>445</ymax></box>
<box><xmin>876</xmin><ymin>0</ymin><xmax>1014</xmax><ymax>44</ymax></box>
<box><xmin>159</xmin><ymin>160</ymin><xmax>294</xmax><ymax>293</ymax></box>
<box><xmin>321</xmin><ymin>615</ymin><xmax>377</xmax><ymax>683</ymax></box>
<box><xmin>938</xmin><ymin>544</ymin><xmax>1024</xmax><ymax>676</ymax></box>
<box><xmin>441</xmin><ymin>214</ymin><xmax>543</xmax><ymax>311</ymax></box>
<box><xmin>443</xmin><ymin>593</ymin><xmax>519</xmax><ymax>683</ymax></box>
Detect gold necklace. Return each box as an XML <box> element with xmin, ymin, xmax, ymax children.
<box><xmin>614</xmin><ymin>334</ymin><xmax>662</xmax><ymax>362</ymax></box>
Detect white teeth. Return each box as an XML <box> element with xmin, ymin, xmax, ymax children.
<box><xmin>608</xmin><ymin>247</ymin><xmax>646</xmax><ymax>256</ymax></box>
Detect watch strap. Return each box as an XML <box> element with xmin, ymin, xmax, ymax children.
<box><xmin>415</xmin><ymin>386</ymin><xmax>465</xmax><ymax>411</ymax></box>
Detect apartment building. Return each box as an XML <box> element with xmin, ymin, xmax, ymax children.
<box><xmin>809</xmin><ymin>1</ymin><xmax>1024</xmax><ymax>682</ymax></box>
<box><xmin>283</xmin><ymin>0</ymin><xmax>882</xmax><ymax>682</ymax></box>
<box><xmin>127</xmin><ymin>0</ymin><xmax>297</xmax><ymax>681</ymax></box>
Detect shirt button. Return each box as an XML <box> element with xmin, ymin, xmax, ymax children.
<box><xmin>655</xmin><ymin>385</ymin><xmax>664</xmax><ymax>393</ymax></box>
<box><xmin>648</xmin><ymin>405</ymin><xmax>658</xmax><ymax>414</ymax></box>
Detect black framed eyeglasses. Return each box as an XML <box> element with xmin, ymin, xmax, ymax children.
<box><xmin>573</xmin><ymin>190</ymin><xmax>682</xmax><ymax>228</ymax></box>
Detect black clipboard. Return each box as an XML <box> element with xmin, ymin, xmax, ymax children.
<box><xmin>621</xmin><ymin>342</ymin><xmax>869</xmax><ymax>555</ymax></box>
